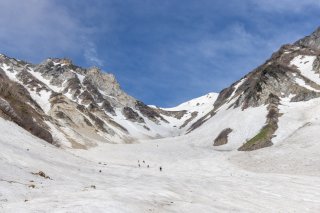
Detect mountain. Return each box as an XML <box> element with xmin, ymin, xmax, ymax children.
<box><xmin>2</xmin><ymin>28</ymin><xmax>320</xmax><ymax>151</ymax></box>
<box><xmin>0</xmin><ymin>55</ymin><xmax>218</xmax><ymax>148</ymax></box>
<box><xmin>184</xmin><ymin>27</ymin><xmax>320</xmax><ymax>151</ymax></box>
<box><xmin>1</xmin><ymin>28</ymin><xmax>320</xmax><ymax>212</ymax></box>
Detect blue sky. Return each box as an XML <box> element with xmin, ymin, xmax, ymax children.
<box><xmin>0</xmin><ymin>0</ymin><xmax>320</xmax><ymax>107</ymax></box>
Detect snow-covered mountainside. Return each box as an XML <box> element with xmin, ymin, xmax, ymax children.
<box><xmin>2</xmin><ymin>27</ymin><xmax>320</xmax><ymax>212</ymax></box>
<box><xmin>0</xmin><ymin>55</ymin><xmax>217</xmax><ymax>148</ymax></box>
<box><xmin>184</xmin><ymin>27</ymin><xmax>320</xmax><ymax>151</ymax></box>
<box><xmin>1</xmin><ymin>28</ymin><xmax>320</xmax><ymax>151</ymax></box>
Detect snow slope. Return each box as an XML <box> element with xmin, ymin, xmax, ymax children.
<box><xmin>163</xmin><ymin>92</ymin><xmax>218</xmax><ymax>112</ymax></box>
<box><xmin>155</xmin><ymin>92</ymin><xmax>219</xmax><ymax>132</ymax></box>
<box><xmin>291</xmin><ymin>55</ymin><xmax>320</xmax><ymax>85</ymax></box>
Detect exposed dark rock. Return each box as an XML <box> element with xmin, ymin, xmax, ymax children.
<box><xmin>295</xmin><ymin>27</ymin><xmax>320</xmax><ymax>51</ymax></box>
<box><xmin>87</xmin><ymin>112</ymin><xmax>109</xmax><ymax>133</ymax></box>
<box><xmin>213</xmin><ymin>84</ymin><xmax>235</xmax><ymax>110</ymax></box>
<box><xmin>155</xmin><ymin>108</ymin><xmax>187</xmax><ymax>119</ymax></box>
<box><xmin>83</xmin><ymin>78</ymin><xmax>105</xmax><ymax>103</ymax></box>
<box><xmin>50</xmin><ymin>94</ymin><xmax>69</xmax><ymax>105</ymax></box>
<box><xmin>76</xmin><ymin>104</ymin><xmax>111</xmax><ymax>133</ymax></box>
<box><xmin>236</xmin><ymin>63</ymin><xmax>292</xmax><ymax>109</ymax></box>
<box><xmin>143</xmin><ymin>125</ymin><xmax>150</xmax><ymax>131</ymax></box>
<box><xmin>180</xmin><ymin>111</ymin><xmax>198</xmax><ymax>129</ymax></box>
<box><xmin>79</xmin><ymin>91</ymin><xmax>95</xmax><ymax>105</ymax></box>
<box><xmin>213</xmin><ymin>128</ymin><xmax>233</xmax><ymax>146</ymax></box>
<box><xmin>31</xmin><ymin>171</ymin><xmax>51</xmax><ymax>179</ymax></box>
<box><xmin>291</xmin><ymin>91</ymin><xmax>320</xmax><ymax>102</ymax></box>
<box><xmin>101</xmin><ymin>100</ymin><xmax>115</xmax><ymax>115</ymax></box>
<box><xmin>0</xmin><ymin>97</ymin><xmax>20</xmax><ymax>122</ymax></box>
<box><xmin>122</xmin><ymin>107</ymin><xmax>145</xmax><ymax>123</ymax></box>
<box><xmin>55</xmin><ymin>111</ymin><xmax>76</xmax><ymax>125</ymax></box>
<box><xmin>87</xmin><ymin>103</ymin><xmax>100</xmax><ymax>111</ymax></box>
<box><xmin>16</xmin><ymin>69</ymin><xmax>50</xmax><ymax>94</ymax></box>
<box><xmin>63</xmin><ymin>77</ymin><xmax>81</xmax><ymax>98</ymax></box>
<box><xmin>187</xmin><ymin>110</ymin><xmax>216</xmax><ymax>133</ymax></box>
<box><xmin>135</xmin><ymin>101</ymin><xmax>168</xmax><ymax>124</ymax></box>
<box><xmin>0</xmin><ymin>74</ymin><xmax>53</xmax><ymax>144</ymax></box>
<box><xmin>108</xmin><ymin>119</ymin><xmax>128</xmax><ymax>133</ymax></box>
<box><xmin>238</xmin><ymin>94</ymin><xmax>280</xmax><ymax>151</ymax></box>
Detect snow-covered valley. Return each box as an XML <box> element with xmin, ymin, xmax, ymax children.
<box><xmin>1</xmin><ymin>116</ymin><xmax>320</xmax><ymax>213</ymax></box>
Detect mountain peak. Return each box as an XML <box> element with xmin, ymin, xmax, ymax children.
<box><xmin>1</xmin><ymin>53</ymin><xmax>213</xmax><ymax>148</ymax></box>
<box><xmin>87</xmin><ymin>66</ymin><xmax>102</xmax><ymax>75</ymax></box>
<box><xmin>295</xmin><ymin>27</ymin><xmax>320</xmax><ymax>50</ymax></box>
<box><xmin>312</xmin><ymin>26</ymin><xmax>320</xmax><ymax>36</ymax></box>
<box><xmin>49</xmin><ymin>58</ymin><xmax>73</xmax><ymax>65</ymax></box>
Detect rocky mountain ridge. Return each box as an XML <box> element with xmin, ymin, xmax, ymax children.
<box><xmin>0</xmin><ymin>54</ymin><xmax>216</xmax><ymax>149</ymax></box>
<box><xmin>180</xmin><ymin>27</ymin><xmax>320</xmax><ymax>151</ymax></box>
<box><xmin>1</xmin><ymin>27</ymin><xmax>320</xmax><ymax>151</ymax></box>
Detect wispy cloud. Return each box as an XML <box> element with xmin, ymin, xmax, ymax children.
<box><xmin>117</xmin><ymin>12</ymin><xmax>319</xmax><ymax>106</ymax></box>
<box><xmin>0</xmin><ymin>1</ymin><xmax>75</xmax><ymax>57</ymax></box>
<box><xmin>0</xmin><ymin>0</ymin><xmax>104</xmax><ymax>67</ymax></box>
<box><xmin>84</xmin><ymin>41</ymin><xmax>104</xmax><ymax>67</ymax></box>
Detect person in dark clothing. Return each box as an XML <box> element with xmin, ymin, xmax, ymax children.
<box><xmin>159</xmin><ymin>166</ymin><xmax>162</xmax><ymax>171</ymax></box>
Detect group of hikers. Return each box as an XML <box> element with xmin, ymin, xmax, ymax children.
<box><xmin>138</xmin><ymin>160</ymin><xmax>162</xmax><ymax>171</ymax></box>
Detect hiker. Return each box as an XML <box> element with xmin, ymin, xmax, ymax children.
<box><xmin>159</xmin><ymin>166</ymin><xmax>162</xmax><ymax>172</ymax></box>
<box><xmin>138</xmin><ymin>164</ymin><xmax>140</xmax><ymax>168</ymax></box>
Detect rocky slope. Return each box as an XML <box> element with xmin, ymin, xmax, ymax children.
<box><xmin>0</xmin><ymin>55</ymin><xmax>216</xmax><ymax>149</ymax></box>
<box><xmin>186</xmin><ymin>27</ymin><xmax>320</xmax><ymax>151</ymax></box>
<box><xmin>1</xmin><ymin>27</ymin><xmax>320</xmax><ymax>151</ymax></box>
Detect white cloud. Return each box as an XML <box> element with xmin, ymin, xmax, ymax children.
<box><xmin>0</xmin><ymin>0</ymin><xmax>103</xmax><ymax>66</ymax></box>
<box><xmin>196</xmin><ymin>24</ymin><xmax>258</xmax><ymax>59</ymax></box>
<box><xmin>84</xmin><ymin>41</ymin><xmax>104</xmax><ymax>66</ymax></box>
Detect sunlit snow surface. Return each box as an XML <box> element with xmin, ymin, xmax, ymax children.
<box><xmin>1</xmin><ymin>115</ymin><xmax>320</xmax><ymax>212</ymax></box>
<box><xmin>291</xmin><ymin>55</ymin><xmax>320</xmax><ymax>84</ymax></box>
